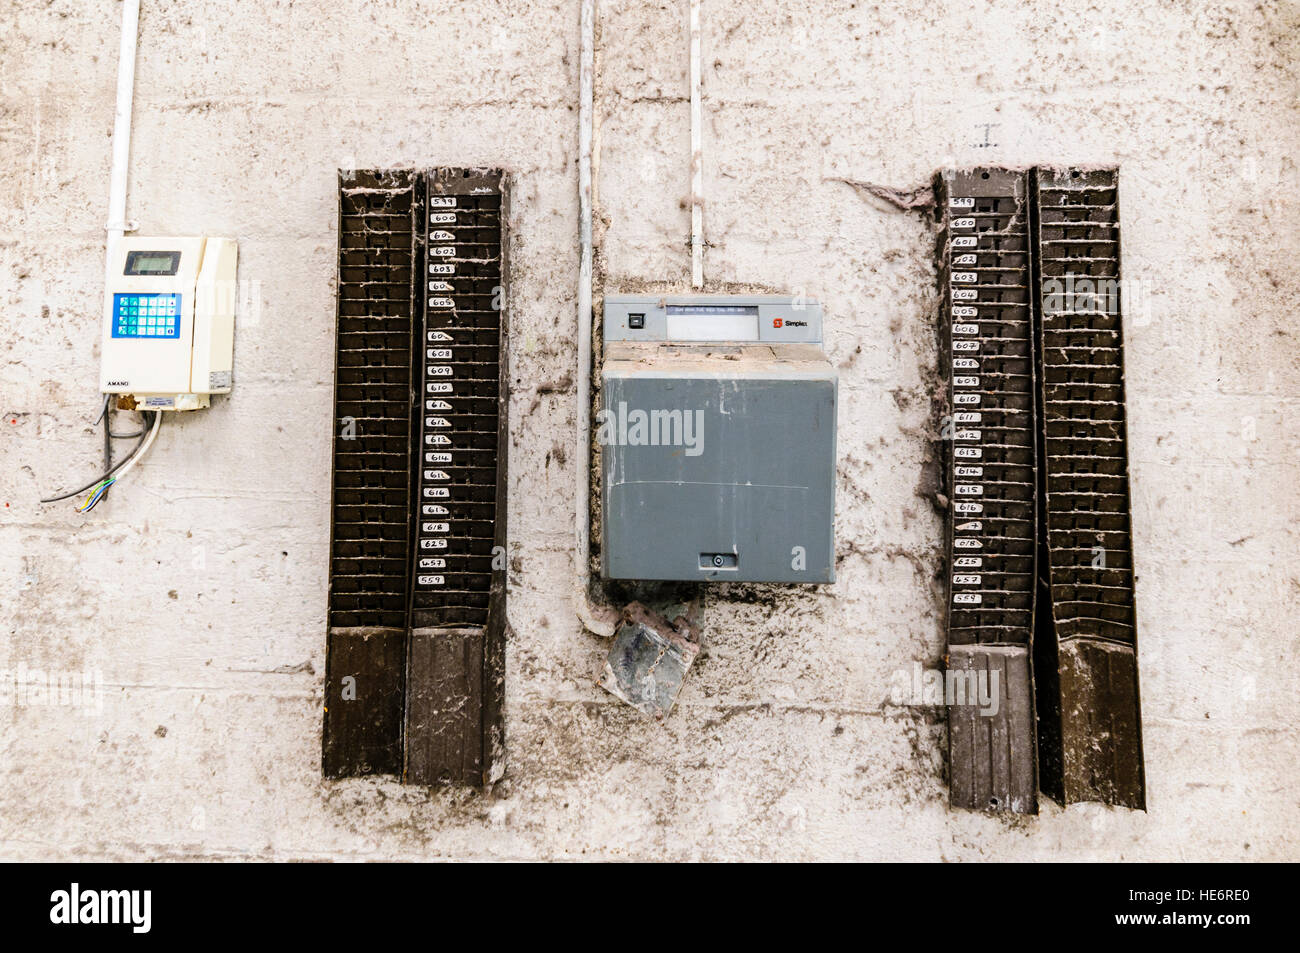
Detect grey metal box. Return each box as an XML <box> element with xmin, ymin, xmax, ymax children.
<box><xmin>600</xmin><ymin>295</ymin><xmax>837</xmax><ymax>583</ymax></box>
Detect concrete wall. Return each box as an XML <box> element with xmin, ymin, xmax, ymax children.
<box><xmin>1</xmin><ymin>0</ymin><xmax>1296</xmax><ymax>860</ymax></box>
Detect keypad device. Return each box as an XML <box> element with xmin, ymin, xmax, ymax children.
<box><xmin>112</xmin><ymin>293</ymin><xmax>181</xmax><ymax>339</ymax></box>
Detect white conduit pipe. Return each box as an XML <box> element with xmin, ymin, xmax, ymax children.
<box><xmin>689</xmin><ymin>0</ymin><xmax>703</xmax><ymax>288</ymax></box>
<box><xmin>574</xmin><ymin>0</ymin><xmax>618</xmax><ymax>637</ymax></box>
<box><xmin>106</xmin><ymin>0</ymin><xmax>140</xmax><ymax>258</ymax></box>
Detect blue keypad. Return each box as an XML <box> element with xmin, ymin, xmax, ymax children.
<box><xmin>112</xmin><ymin>293</ymin><xmax>181</xmax><ymax>339</ymax></box>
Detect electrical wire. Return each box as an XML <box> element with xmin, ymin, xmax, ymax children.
<box><xmin>41</xmin><ymin>410</ymin><xmax>162</xmax><ymax>506</ymax></box>
<box><xmin>101</xmin><ymin>394</ymin><xmax>113</xmax><ymax>504</ymax></box>
<box><xmin>75</xmin><ymin>409</ymin><xmax>162</xmax><ymax>513</ymax></box>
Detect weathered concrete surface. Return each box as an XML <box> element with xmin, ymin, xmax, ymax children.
<box><xmin>1</xmin><ymin>0</ymin><xmax>1297</xmax><ymax>860</ymax></box>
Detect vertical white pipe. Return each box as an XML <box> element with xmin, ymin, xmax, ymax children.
<box><xmin>576</xmin><ymin>0</ymin><xmax>593</xmax><ymax>579</ymax></box>
<box><xmin>689</xmin><ymin>0</ymin><xmax>703</xmax><ymax>288</ymax></box>
<box><xmin>573</xmin><ymin>0</ymin><xmax>616</xmax><ymax>637</ymax></box>
<box><xmin>105</xmin><ymin>0</ymin><xmax>140</xmax><ymax>255</ymax></box>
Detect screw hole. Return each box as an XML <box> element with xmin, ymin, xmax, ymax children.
<box><xmin>981</xmin><ymin>171</ymin><xmax>990</xmax><ymax>179</ymax></box>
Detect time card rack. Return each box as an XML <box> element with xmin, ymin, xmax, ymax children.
<box><xmin>323</xmin><ymin>168</ymin><xmax>509</xmax><ymax>787</ymax></box>
<box><xmin>936</xmin><ymin>166</ymin><xmax>1144</xmax><ymax>814</ymax></box>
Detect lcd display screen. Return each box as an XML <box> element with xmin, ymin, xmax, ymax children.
<box><xmin>124</xmin><ymin>251</ymin><xmax>181</xmax><ymax>276</ymax></box>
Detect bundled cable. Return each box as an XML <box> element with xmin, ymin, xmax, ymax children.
<box><xmin>41</xmin><ymin>410</ymin><xmax>163</xmax><ymax>512</ymax></box>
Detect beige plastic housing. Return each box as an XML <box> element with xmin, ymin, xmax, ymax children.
<box><xmin>99</xmin><ymin>236</ymin><xmax>237</xmax><ymax>411</ymax></box>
